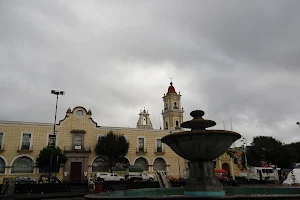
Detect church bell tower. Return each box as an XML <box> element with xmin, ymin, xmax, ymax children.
<box><xmin>137</xmin><ymin>108</ymin><xmax>153</xmax><ymax>129</ymax></box>
<box><xmin>161</xmin><ymin>81</ymin><xmax>184</xmax><ymax>130</ymax></box>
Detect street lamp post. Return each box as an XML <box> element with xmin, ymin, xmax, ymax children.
<box><xmin>242</xmin><ymin>137</ymin><xmax>249</xmax><ymax>181</ymax></box>
<box><xmin>48</xmin><ymin>90</ymin><xmax>64</xmax><ymax>181</ymax></box>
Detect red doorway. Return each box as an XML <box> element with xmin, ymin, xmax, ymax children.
<box><xmin>222</xmin><ymin>163</ymin><xmax>231</xmax><ymax>178</ymax></box>
<box><xmin>70</xmin><ymin>162</ymin><xmax>82</xmax><ymax>183</ymax></box>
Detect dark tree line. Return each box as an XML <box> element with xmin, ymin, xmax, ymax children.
<box><xmin>245</xmin><ymin>136</ymin><xmax>299</xmax><ymax>168</ymax></box>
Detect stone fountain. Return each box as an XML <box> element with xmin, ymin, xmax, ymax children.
<box><xmin>161</xmin><ymin>110</ymin><xmax>241</xmax><ymax>196</ymax></box>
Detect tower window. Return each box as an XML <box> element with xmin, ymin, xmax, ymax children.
<box><xmin>143</xmin><ymin>117</ymin><xmax>146</xmax><ymax>125</ymax></box>
<box><xmin>174</xmin><ymin>102</ymin><xmax>178</xmax><ymax>109</ymax></box>
<box><xmin>165</xmin><ymin>122</ymin><xmax>168</xmax><ymax>130</ymax></box>
<box><xmin>165</xmin><ymin>103</ymin><xmax>168</xmax><ymax>110</ymax></box>
<box><xmin>176</xmin><ymin>120</ymin><xmax>179</xmax><ymax>127</ymax></box>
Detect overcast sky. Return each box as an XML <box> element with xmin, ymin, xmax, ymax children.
<box><xmin>1</xmin><ymin>0</ymin><xmax>300</xmax><ymax>145</ymax></box>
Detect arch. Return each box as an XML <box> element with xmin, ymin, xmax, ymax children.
<box><xmin>11</xmin><ymin>156</ymin><xmax>34</xmax><ymax>173</ymax></box>
<box><xmin>114</xmin><ymin>157</ymin><xmax>130</xmax><ymax>171</ymax></box>
<box><xmin>133</xmin><ymin>157</ymin><xmax>149</xmax><ymax>171</ymax></box>
<box><xmin>92</xmin><ymin>156</ymin><xmax>109</xmax><ymax>172</ymax></box>
<box><xmin>0</xmin><ymin>156</ymin><xmax>6</xmax><ymax>174</ymax></box>
<box><xmin>153</xmin><ymin>157</ymin><xmax>167</xmax><ymax>171</ymax></box>
<box><xmin>222</xmin><ymin>163</ymin><xmax>230</xmax><ymax>178</ymax></box>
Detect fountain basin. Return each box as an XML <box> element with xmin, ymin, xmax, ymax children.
<box><xmin>85</xmin><ymin>186</ymin><xmax>300</xmax><ymax>199</ymax></box>
<box><xmin>161</xmin><ymin>130</ymin><xmax>240</xmax><ymax>161</ymax></box>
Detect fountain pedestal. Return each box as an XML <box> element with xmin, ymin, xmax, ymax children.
<box><xmin>162</xmin><ymin>110</ymin><xmax>241</xmax><ymax>197</ymax></box>
<box><xmin>184</xmin><ymin>161</ymin><xmax>224</xmax><ymax>196</ymax></box>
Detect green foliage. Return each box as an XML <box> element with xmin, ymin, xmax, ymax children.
<box><xmin>246</xmin><ymin>136</ymin><xmax>298</xmax><ymax>168</ymax></box>
<box><xmin>95</xmin><ymin>131</ymin><xmax>129</xmax><ymax>172</ymax></box>
<box><xmin>36</xmin><ymin>146</ymin><xmax>68</xmax><ymax>172</ymax></box>
<box><xmin>286</xmin><ymin>142</ymin><xmax>300</xmax><ymax>163</ymax></box>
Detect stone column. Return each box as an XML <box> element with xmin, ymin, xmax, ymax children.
<box><xmin>184</xmin><ymin>160</ymin><xmax>225</xmax><ymax>196</ymax></box>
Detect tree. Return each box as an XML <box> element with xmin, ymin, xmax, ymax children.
<box><xmin>36</xmin><ymin>146</ymin><xmax>68</xmax><ymax>172</ymax></box>
<box><xmin>95</xmin><ymin>131</ymin><xmax>129</xmax><ymax>172</ymax></box>
<box><xmin>287</xmin><ymin>142</ymin><xmax>300</xmax><ymax>163</ymax></box>
<box><xmin>246</xmin><ymin>136</ymin><xmax>298</xmax><ymax>168</ymax></box>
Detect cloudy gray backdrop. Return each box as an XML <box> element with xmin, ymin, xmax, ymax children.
<box><xmin>1</xmin><ymin>0</ymin><xmax>300</xmax><ymax>145</ymax></box>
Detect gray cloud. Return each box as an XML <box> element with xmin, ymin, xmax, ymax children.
<box><xmin>1</xmin><ymin>0</ymin><xmax>300</xmax><ymax>145</ymax></box>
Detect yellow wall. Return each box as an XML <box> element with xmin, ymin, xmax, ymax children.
<box><xmin>0</xmin><ymin>106</ymin><xmax>186</xmax><ymax>182</ymax></box>
<box><xmin>0</xmin><ymin>106</ymin><xmax>241</xmax><ymax>182</ymax></box>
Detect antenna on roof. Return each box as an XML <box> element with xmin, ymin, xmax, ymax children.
<box><xmin>230</xmin><ymin>117</ymin><xmax>233</xmax><ymax>131</ymax></box>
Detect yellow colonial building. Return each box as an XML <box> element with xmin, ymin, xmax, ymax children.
<box><xmin>0</xmin><ymin>82</ymin><xmax>242</xmax><ymax>183</ymax></box>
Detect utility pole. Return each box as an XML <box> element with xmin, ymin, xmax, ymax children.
<box><xmin>49</xmin><ymin>90</ymin><xmax>64</xmax><ymax>182</ymax></box>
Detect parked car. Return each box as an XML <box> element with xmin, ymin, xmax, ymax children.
<box><xmin>125</xmin><ymin>166</ymin><xmax>154</xmax><ymax>182</ymax></box>
<box><xmin>15</xmin><ymin>176</ymin><xmax>36</xmax><ymax>184</ymax></box>
<box><xmin>38</xmin><ymin>175</ymin><xmax>61</xmax><ymax>184</ymax></box>
<box><xmin>96</xmin><ymin>172</ymin><xmax>125</xmax><ymax>183</ymax></box>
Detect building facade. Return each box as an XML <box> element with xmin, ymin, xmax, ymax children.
<box><xmin>0</xmin><ymin>82</ymin><xmax>243</xmax><ymax>183</ymax></box>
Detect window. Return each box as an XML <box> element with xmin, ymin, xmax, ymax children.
<box><xmin>97</xmin><ymin>135</ymin><xmax>104</xmax><ymax>142</ymax></box>
<box><xmin>134</xmin><ymin>157</ymin><xmax>149</xmax><ymax>171</ymax></box>
<box><xmin>175</xmin><ymin>120</ymin><xmax>179</xmax><ymax>127</ymax></box>
<box><xmin>153</xmin><ymin>158</ymin><xmax>167</xmax><ymax>171</ymax></box>
<box><xmin>0</xmin><ymin>133</ymin><xmax>3</xmax><ymax>150</ymax></box>
<box><xmin>48</xmin><ymin>134</ymin><xmax>56</xmax><ymax>146</ymax></box>
<box><xmin>0</xmin><ymin>158</ymin><xmax>5</xmax><ymax>173</ymax></box>
<box><xmin>138</xmin><ymin>138</ymin><xmax>145</xmax><ymax>152</ymax></box>
<box><xmin>165</xmin><ymin>122</ymin><xmax>168</xmax><ymax>130</ymax></box>
<box><xmin>92</xmin><ymin>156</ymin><xmax>108</xmax><ymax>172</ymax></box>
<box><xmin>73</xmin><ymin>135</ymin><xmax>83</xmax><ymax>149</ymax></box>
<box><xmin>21</xmin><ymin>133</ymin><xmax>31</xmax><ymax>150</ymax></box>
<box><xmin>156</xmin><ymin>139</ymin><xmax>162</xmax><ymax>152</ymax></box>
<box><xmin>142</xmin><ymin>117</ymin><xmax>146</xmax><ymax>125</ymax></box>
<box><xmin>11</xmin><ymin>156</ymin><xmax>34</xmax><ymax>173</ymax></box>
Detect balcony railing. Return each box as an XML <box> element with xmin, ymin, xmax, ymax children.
<box><xmin>155</xmin><ymin>147</ymin><xmax>165</xmax><ymax>154</ymax></box>
<box><xmin>64</xmin><ymin>146</ymin><xmax>91</xmax><ymax>153</ymax></box>
<box><xmin>136</xmin><ymin>147</ymin><xmax>147</xmax><ymax>153</ymax></box>
<box><xmin>17</xmin><ymin>144</ymin><xmax>32</xmax><ymax>152</ymax></box>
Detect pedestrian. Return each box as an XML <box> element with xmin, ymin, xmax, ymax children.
<box><xmin>273</xmin><ymin>166</ymin><xmax>280</xmax><ymax>186</ymax></box>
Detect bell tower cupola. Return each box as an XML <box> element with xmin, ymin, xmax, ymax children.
<box><xmin>137</xmin><ymin>107</ymin><xmax>153</xmax><ymax>129</ymax></box>
<box><xmin>161</xmin><ymin>81</ymin><xmax>184</xmax><ymax>130</ymax></box>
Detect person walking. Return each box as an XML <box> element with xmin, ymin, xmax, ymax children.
<box><xmin>273</xmin><ymin>166</ymin><xmax>280</xmax><ymax>186</ymax></box>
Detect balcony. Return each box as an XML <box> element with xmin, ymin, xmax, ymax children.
<box><xmin>17</xmin><ymin>144</ymin><xmax>32</xmax><ymax>152</ymax></box>
<box><xmin>175</xmin><ymin>126</ymin><xmax>182</xmax><ymax>130</ymax></box>
<box><xmin>136</xmin><ymin>147</ymin><xmax>147</xmax><ymax>154</ymax></box>
<box><xmin>155</xmin><ymin>147</ymin><xmax>165</xmax><ymax>154</ymax></box>
<box><xmin>64</xmin><ymin>145</ymin><xmax>91</xmax><ymax>153</ymax></box>
<box><xmin>173</xmin><ymin>106</ymin><xmax>179</xmax><ymax>109</ymax></box>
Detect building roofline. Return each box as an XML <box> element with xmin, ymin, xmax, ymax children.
<box><xmin>0</xmin><ymin>120</ymin><xmax>52</xmax><ymax>126</ymax></box>
<box><xmin>0</xmin><ymin>120</ymin><xmax>172</xmax><ymax>133</ymax></box>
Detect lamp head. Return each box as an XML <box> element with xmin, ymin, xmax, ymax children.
<box><xmin>297</xmin><ymin>122</ymin><xmax>300</xmax><ymax>125</ymax></box>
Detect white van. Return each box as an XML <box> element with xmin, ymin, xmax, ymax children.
<box><xmin>247</xmin><ymin>167</ymin><xmax>279</xmax><ymax>181</ymax></box>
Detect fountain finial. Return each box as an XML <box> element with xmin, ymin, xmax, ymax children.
<box><xmin>181</xmin><ymin>110</ymin><xmax>216</xmax><ymax>130</ymax></box>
